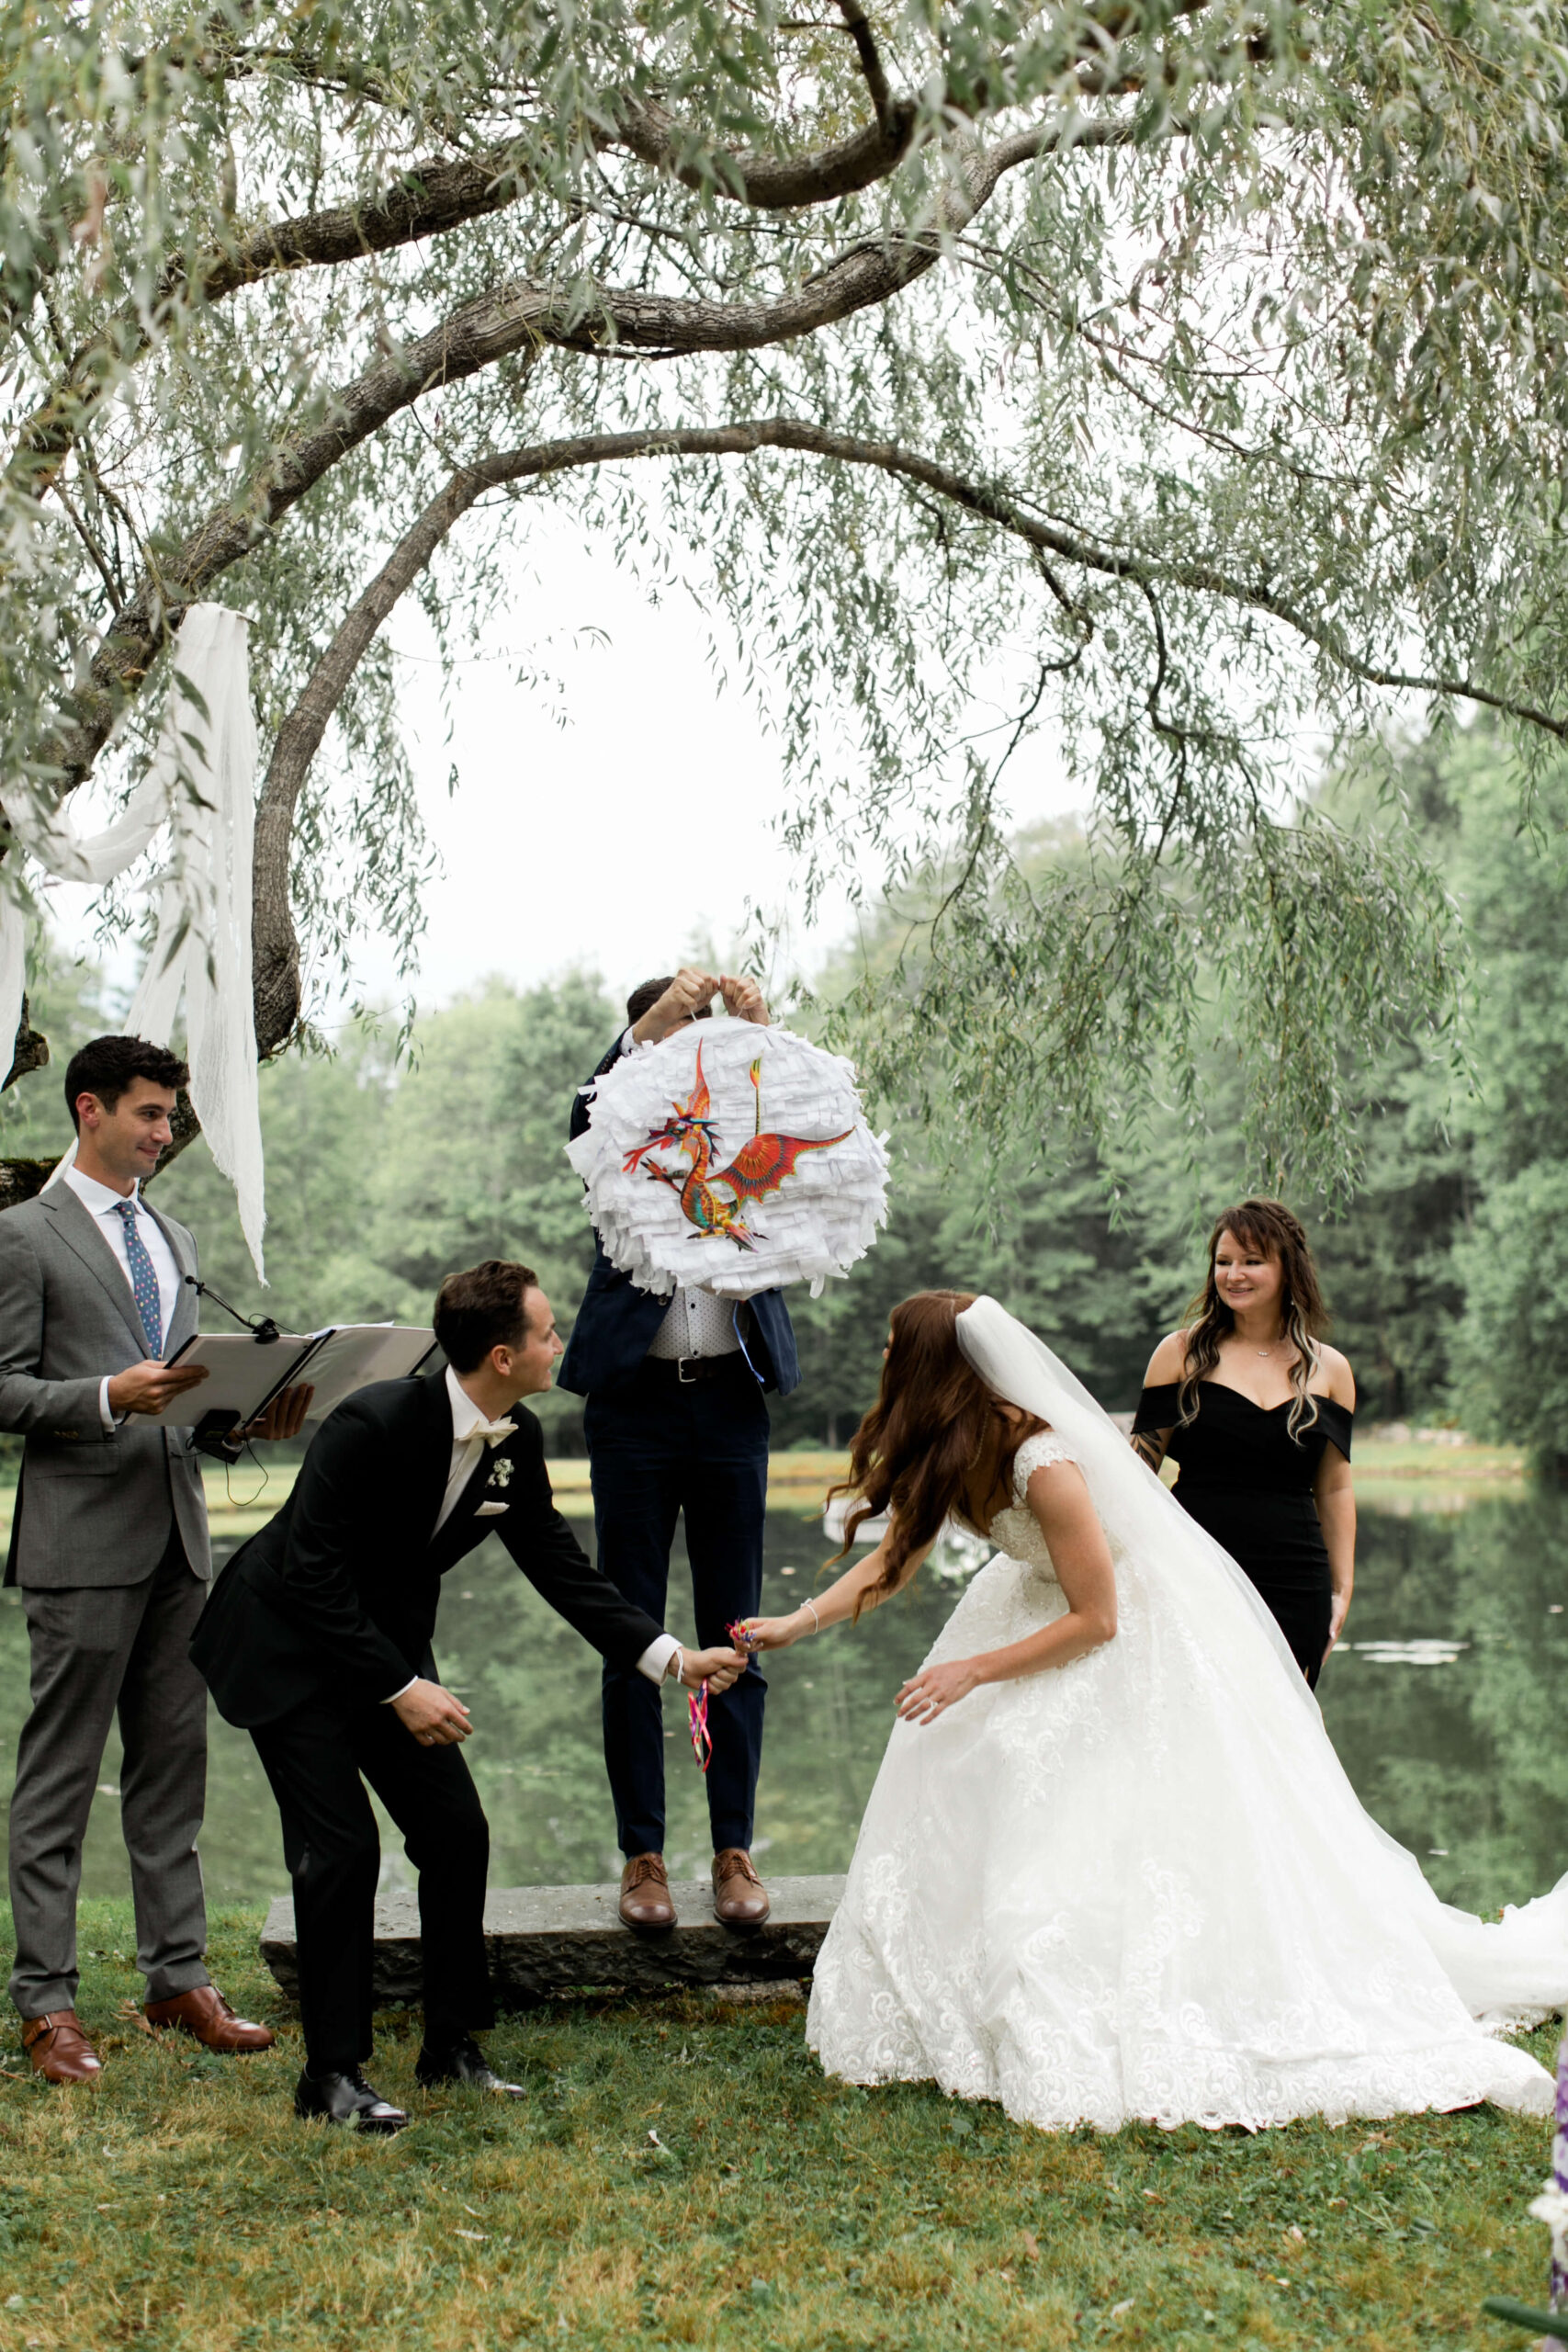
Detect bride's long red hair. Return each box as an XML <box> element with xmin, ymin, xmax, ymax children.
<box><xmin>829</xmin><ymin>1290</ymin><xmax>1043</xmax><ymax>1614</ymax></box>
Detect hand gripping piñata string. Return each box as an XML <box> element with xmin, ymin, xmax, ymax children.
<box><xmin>685</xmin><ymin>1623</ymin><xmax>760</xmax><ymax>1772</ymax></box>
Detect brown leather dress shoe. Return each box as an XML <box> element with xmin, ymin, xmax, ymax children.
<box><xmin>144</xmin><ymin>1984</ymin><xmax>276</xmax><ymax>2053</ymax></box>
<box><xmin>619</xmin><ymin>1852</ymin><xmax>677</xmax><ymax>1930</ymax></box>
<box><xmin>712</xmin><ymin>1849</ymin><xmax>770</xmax><ymax>1928</ymax></box>
<box><xmin>22</xmin><ymin>2010</ymin><xmax>102</xmax><ymax>2085</ymax></box>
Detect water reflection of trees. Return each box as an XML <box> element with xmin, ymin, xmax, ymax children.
<box><xmin>451</xmin><ymin>1497</ymin><xmax>1568</xmax><ymax>1908</ymax></box>
<box><xmin>0</xmin><ymin>1520</ymin><xmax>950</xmax><ymax>1903</ymax></box>
<box><xmin>8</xmin><ymin>1498</ymin><xmax>1563</xmax><ymax>1912</ymax></box>
<box><xmin>440</xmin><ymin>1521</ymin><xmax>951</xmax><ymax>1889</ymax></box>
<box><xmin>1321</xmin><ymin>1496</ymin><xmax>1568</xmax><ymax>1914</ymax></box>
<box><xmin>0</xmin><ymin>1545</ymin><xmax>292</xmax><ymax>1904</ymax></box>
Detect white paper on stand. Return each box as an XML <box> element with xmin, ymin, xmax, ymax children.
<box><xmin>143</xmin><ymin>1331</ymin><xmax>316</xmax><ymax>1427</ymax></box>
<box><xmin>146</xmin><ymin>1323</ymin><xmax>436</xmax><ymax>1430</ymax></box>
<box><xmin>288</xmin><ymin>1326</ymin><xmax>440</xmax><ymax>1421</ymax></box>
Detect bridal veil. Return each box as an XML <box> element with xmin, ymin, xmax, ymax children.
<box><xmin>806</xmin><ymin>1296</ymin><xmax>1567</xmax><ymax>2129</ymax></box>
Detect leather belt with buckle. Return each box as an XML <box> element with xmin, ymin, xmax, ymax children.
<box><xmin>646</xmin><ymin>1353</ymin><xmax>740</xmax><ymax>1385</ymax></box>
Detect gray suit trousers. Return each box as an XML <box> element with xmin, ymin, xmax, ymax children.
<box><xmin>7</xmin><ymin>1526</ymin><xmax>211</xmax><ymax>2016</ymax></box>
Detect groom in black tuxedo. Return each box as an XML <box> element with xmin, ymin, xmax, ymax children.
<box><xmin>193</xmin><ymin>1260</ymin><xmax>744</xmax><ymax>2132</ymax></box>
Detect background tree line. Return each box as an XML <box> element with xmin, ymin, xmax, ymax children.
<box><xmin>6</xmin><ymin>722</ymin><xmax>1564</xmax><ymax>1463</ymax></box>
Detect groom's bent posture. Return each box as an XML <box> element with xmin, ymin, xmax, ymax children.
<box><xmin>194</xmin><ymin>1260</ymin><xmax>743</xmax><ymax>2132</ymax></box>
<box><xmin>559</xmin><ymin>969</ymin><xmax>800</xmax><ymax>1932</ymax></box>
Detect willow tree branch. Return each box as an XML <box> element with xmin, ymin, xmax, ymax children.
<box><xmin>833</xmin><ymin>0</ymin><xmax>898</xmax><ymax>140</ymax></box>
<box><xmin>114</xmin><ymin>28</ymin><xmax>403</xmax><ymax>112</ymax></box>
<box><xmin>251</xmin><ymin>459</ymin><xmax>513</xmax><ymax>1050</ymax></box>
<box><xmin>613</xmin><ymin>94</ymin><xmax>917</xmax><ymax>208</ymax></box>
<box><xmin>611</xmin><ymin>0</ymin><xmax>1208</xmax><ymax>199</ymax></box>
<box><xmin>50</xmin><ymin>475</ymin><xmax>124</xmax><ymax>609</ymax></box>
<box><xmin>251</xmin><ymin>402</ymin><xmax>1568</xmax><ymax>1050</ymax></box>
<box><xmin>14</xmin><ymin>28</ymin><xmax>951</xmax><ymax>503</ymax></box>
<box><xmin>3</xmin><ymin>998</ymin><xmax>49</xmax><ymax>1093</ymax></box>
<box><xmin>57</xmin><ymin>117</ymin><xmax>1111</xmax><ymax>790</ymax></box>
<box><xmin>727</xmin><ymin>422</ymin><xmax>1568</xmax><ymax>738</ymax></box>
<box><xmin>0</xmin><ymin>999</ymin><xmax>55</xmax><ymax>1209</ymax></box>
<box><xmin>10</xmin><ymin>151</ymin><xmax>531</xmax><ymax>503</ymax></box>
<box><xmin>20</xmin><ymin>83</ymin><xmax>932</xmax><ymax>500</ymax></box>
<box><xmin>0</xmin><ymin>1159</ymin><xmax>60</xmax><ymax>1212</ymax></box>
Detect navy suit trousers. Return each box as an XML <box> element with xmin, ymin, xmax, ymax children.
<box><xmin>587</xmin><ymin>1361</ymin><xmax>769</xmax><ymax>1857</ymax></box>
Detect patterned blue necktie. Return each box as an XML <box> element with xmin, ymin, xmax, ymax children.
<box><xmin>114</xmin><ymin>1198</ymin><xmax>164</xmax><ymax>1359</ymax></box>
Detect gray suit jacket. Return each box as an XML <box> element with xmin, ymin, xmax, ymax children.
<box><xmin>0</xmin><ymin>1184</ymin><xmax>209</xmax><ymax>1589</ymax></box>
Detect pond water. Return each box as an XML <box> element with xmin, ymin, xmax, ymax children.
<box><xmin>2</xmin><ymin>1488</ymin><xmax>1565</xmax><ymax>1917</ymax></box>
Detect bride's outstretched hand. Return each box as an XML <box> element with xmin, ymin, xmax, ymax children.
<box><xmin>735</xmin><ymin>1611</ymin><xmax>809</xmax><ymax>1652</ymax></box>
<box><xmin>897</xmin><ymin>1659</ymin><xmax>982</xmax><ymax>1724</ymax></box>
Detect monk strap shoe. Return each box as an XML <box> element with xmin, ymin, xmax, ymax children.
<box><xmin>144</xmin><ymin>1984</ymin><xmax>275</xmax><ymax>2052</ymax></box>
<box><xmin>294</xmin><ymin>2068</ymin><xmax>408</xmax><ymax>2132</ymax></box>
<box><xmin>21</xmin><ymin>2009</ymin><xmax>102</xmax><ymax>2085</ymax></box>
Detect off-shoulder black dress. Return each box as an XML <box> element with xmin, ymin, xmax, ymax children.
<box><xmin>1130</xmin><ymin>1381</ymin><xmax>1354</xmax><ymax>1689</ymax></box>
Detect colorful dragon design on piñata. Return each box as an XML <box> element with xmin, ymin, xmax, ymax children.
<box><xmin>622</xmin><ymin>1042</ymin><xmax>852</xmax><ymax>1250</ymax></box>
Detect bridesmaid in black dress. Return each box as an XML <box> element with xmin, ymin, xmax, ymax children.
<box><xmin>1132</xmin><ymin>1198</ymin><xmax>1356</xmax><ymax>1689</ymax></box>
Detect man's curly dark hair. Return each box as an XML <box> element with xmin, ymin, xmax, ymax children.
<box><xmin>64</xmin><ymin>1035</ymin><xmax>188</xmax><ymax>1132</ymax></box>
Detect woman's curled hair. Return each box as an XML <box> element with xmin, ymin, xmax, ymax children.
<box><xmin>828</xmin><ymin>1290</ymin><xmax>1043</xmax><ymax>1616</ymax></box>
<box><xmin>1179</xmin><ymin>1198</ymin><xmax>1328</xmax><ymax>1441</ymax></box>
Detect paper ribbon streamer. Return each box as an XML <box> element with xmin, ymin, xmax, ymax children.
<box><xmin>686</xmin><ymin>1623</ymin><xmax>761</xmax><ymax>1770</ymax></box>
<box><xmin>687</xmin><ymin>1680</ymin><xmax>712</xmax><ymax>1773</ymax></box>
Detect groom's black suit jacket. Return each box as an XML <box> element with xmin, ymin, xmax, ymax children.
<box><xmin>192</xmin><ymin>1369</ymin><xmax>663</xmax><ymax>1728</ymax></box>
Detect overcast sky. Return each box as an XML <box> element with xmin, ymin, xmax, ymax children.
<box><xmin>43</xmin><ymin>508</ymin><xmax>1083</xmax><ymax>1035</ymax></box>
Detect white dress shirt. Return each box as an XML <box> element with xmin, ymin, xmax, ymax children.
<box><xmin>436</xmin><ymin>1363</ymin><xmax>508</xmax><ymax>1536</ymax></box>
<box><xmin>383</xmin><ymin>1369</ymin><xmax>682</xmax><ymax>1704</ymax></box>
<box><xmin>62</xmin><ymin>1166</ymin><xmax>183</xmax><ymax>1432</ymax></box>
<box><xmin>615</xmin><ymin>1024</ymin><xmax>743</xmax><ymax>1368</ymax></box>
<box><xmin>647</xmin><ymin>1285</ymin><xmax>741</xmax><ymax>1361</ymax></box>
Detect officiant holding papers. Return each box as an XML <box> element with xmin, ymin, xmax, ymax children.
<box><xmin>150</xmin><ymin>1319</ymin><xmax>441</xmax><ymax>1452</ymax></box>
<box><xmin>0</xmin><ymin>1035</ymin><xmax>309</xmax><ymax>2086</ymax></box>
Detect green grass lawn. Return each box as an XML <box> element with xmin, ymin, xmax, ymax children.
<box><xmin>0</xmin><ymin>1903</ymin><xmax>1556</xmax><ymax>2351</ymax></box>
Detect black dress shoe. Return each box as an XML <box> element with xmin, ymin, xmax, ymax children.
<box><xmin>415</xmin><ymin>2035</ymin><xmax>525</xmax><ymax>2098</ymax></box>
<box><xmin>294</xmin><ymin>2067</ymin><xmax>409</xmax><ymax>2132</ymax></box>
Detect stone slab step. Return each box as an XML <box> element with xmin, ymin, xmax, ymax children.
<box><xmin>260</xmin><ymin>1874</ymin><xmax>845</xmax><ymax>2006</ymax></box>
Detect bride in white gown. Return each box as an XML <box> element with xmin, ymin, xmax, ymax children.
<box><xmin>742</xmin><ymin>1292</ymin><xmax>1568</xmax><ymax>2132</ymax></box>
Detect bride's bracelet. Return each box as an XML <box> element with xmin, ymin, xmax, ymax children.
<box><xmin>798</xmin><ymin>1599</ymin><xmax>821</xmax><ymax>1636</ymax></box>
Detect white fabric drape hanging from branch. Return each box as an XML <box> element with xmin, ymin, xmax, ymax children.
<box><xmin>0</xmin><ymin>603</ymin><xmax>267</xmax><ymax>1276</ymax></box>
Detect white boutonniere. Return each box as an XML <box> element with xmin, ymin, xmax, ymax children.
<box><xmin>488</xmin><ymin>1456</ymin><xmax>514</xmax><ymax>1490</ymax></box>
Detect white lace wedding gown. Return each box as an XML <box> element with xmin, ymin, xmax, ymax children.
<box><xmin>808</xmin><ymin>1420</ymin><xmax>1568</xmax><ymax>2131</ymax></box>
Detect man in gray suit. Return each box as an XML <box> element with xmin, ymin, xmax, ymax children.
<box><xmin>0</xmin><ymin>1035</ymin><xmax>300</xmax><ymax>2084</ymax></box>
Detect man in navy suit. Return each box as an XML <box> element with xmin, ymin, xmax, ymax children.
<box><xmin>559</xmin><ymin>967</ymin><xmax>799</xmax><ymax>1932</ymax></box>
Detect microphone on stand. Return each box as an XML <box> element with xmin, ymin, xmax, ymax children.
<box><xmin>181</xmin><ymin>1278</ymin><xmax>284</xmax><ymax>1464</ymax></box>
<box><xmin>183</xmin><ymin>1273</ymin><xmax>281</xmax><ymax>1345</ymax></box>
